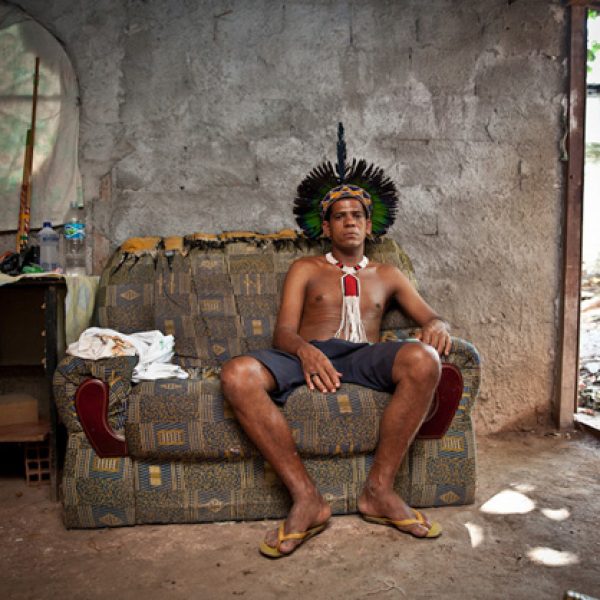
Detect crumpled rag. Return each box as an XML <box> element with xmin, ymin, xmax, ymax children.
<box><xmin>67</xmin><ymin>327</ymin><xmax>189</xmax><ymax>383</ymax></box>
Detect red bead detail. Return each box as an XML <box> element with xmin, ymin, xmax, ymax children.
<box><xmin>343</xmin><ymin>274</ymin><xmax>359</xmax><ymax>296</ymax></box>
<box><xmin>335</xmin><ymin>260</ymin><xmax>362</xmax><ymax>271</ymax></box>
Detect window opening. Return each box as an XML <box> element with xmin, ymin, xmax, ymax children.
<box><xmin>577</xmin><ymin>8</ymin><xmax>600</xmax><ymax>431</ymax></box>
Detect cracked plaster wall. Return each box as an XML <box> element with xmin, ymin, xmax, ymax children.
<box><xmin>10</xmin><ymin>0</ymin><xmax>568</xmax><ymax>434</ymax></box>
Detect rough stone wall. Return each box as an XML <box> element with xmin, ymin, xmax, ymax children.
<box><xmin>9</xmin><ymin>0</ymin><xmax>568</xmax><ymax>434</ymax></box>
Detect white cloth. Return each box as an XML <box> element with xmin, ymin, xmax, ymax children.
<box><xmin>67</xmin><ymin>327</ymin><xmax>189</xmax><ymax>383</ymax></box>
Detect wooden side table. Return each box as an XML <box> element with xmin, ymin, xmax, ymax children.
<box><xmin>0</xmin><ymin>277</ymin><xmax>66</xmax><ymax>499</ymax></box>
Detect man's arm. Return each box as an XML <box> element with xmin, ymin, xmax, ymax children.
<box><xmin>385</xmin><ymin>265</ymin><xmax>452</xmax><ymax>356</ymax></box>
<box><xmin>272</xmin><ymin>259</ymin><xmax>342</xmax><ymax>393</ymax></box>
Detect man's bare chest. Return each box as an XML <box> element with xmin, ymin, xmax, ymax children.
<box><xmin>304</xmin><ymin>268</ymin><xmax>390</xmax><ymax>316</ymax></box>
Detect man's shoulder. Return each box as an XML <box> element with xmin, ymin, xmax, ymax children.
<box><xmin>369</xmin><ymin>261</ymin><xmax>410</xmax><ymax>288</ymax></box>
<box><xmin>289</xmin><ymin>255</ymin><xmax>327</xmax><ymax>269</ymax></box>
<box><xmin>282</xmin><ymin>255</ymin><xmax>326</xmax><ymax>281</ymax></box>
<box><xmin>370</xmin><ymin>260</ymin><xmax>401</xmax><ymax>275</ymax></box>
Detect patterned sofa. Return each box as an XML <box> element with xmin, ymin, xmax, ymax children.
<box><xmin>53</xmin><ymin>230</ymin><xmax>480</xmax><ymax>528</ymax></box>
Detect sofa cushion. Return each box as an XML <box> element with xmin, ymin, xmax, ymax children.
<box><xmin>125</xmin><ymin>376</ymin><xmax>390</xmax><ymax>461</ymax></box>
<box><xmin>96</xmin><ymin>249</ymin><xmax>157</xmax><ymax>334</ymax></box>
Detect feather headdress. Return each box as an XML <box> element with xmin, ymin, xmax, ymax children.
<box><xmin>294</xmin><ymin>123</ymin><xmax>399</xmax><ymax>239</ymax></box>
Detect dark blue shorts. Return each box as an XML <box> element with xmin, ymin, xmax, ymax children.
<box><xmin>247</xmin><ymin>338</ymin><xmax>415</xmax><ymax>404</ymax></box>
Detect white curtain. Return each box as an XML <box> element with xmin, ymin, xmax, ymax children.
<box><xmin>0</xmin><ymin>4</ymin><xmax>82</xmax><ymax>231</ymax></box>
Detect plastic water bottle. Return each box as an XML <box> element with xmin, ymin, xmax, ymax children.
<box><xmin>39</xmin><ymin>222</ymin><xmax>61</xmax><ymax>272</ymax></box>
<box><xmin>64</xmin><ymin>202</ymin><xmax>86</xmax><ymax>276</ymax></box>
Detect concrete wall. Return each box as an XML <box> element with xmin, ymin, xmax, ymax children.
<box><xmin>9</xmin><ymin>0</ymin><xmax>568</xmax><ymax>434</ymax></box>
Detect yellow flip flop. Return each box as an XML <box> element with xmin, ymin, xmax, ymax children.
<box><xmin>362</xmin><ymin>510</ymin><xmax>442</xmax><ymax>539</ymax></box>
<box><xmin>259</xmin><ymin>522</ymin><xmax>328</xmax><ymax>558</ymax></box>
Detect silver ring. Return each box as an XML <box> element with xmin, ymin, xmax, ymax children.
<box><xmin>310</xmin><ymin>373</ymin><xmax>319</xmax><ymax>378</ymax></box>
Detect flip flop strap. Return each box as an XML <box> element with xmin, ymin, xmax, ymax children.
<box><xmin>278</xmin><ymin>524</ymin><xmax>308</xmax><ymax>541</ymax></box>
<box><xmin>277</xmin><ymin>522</ymin><xmax>315</xmax><ymax>550</ymax></box>
<box><xmin>392</xmin><ymin>510</ymin><xmax>426</xmax><ymax>528</ymax></box>
<box><xmin>276</xmin><ymin>523</ymin><xmax>321</xmax><ymax>549</ymax></box>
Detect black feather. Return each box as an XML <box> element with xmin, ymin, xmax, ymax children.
<box><xmin>336</xmin><ymin>122</ymin><xmax>346</xmax><ymax>183</ymax></box>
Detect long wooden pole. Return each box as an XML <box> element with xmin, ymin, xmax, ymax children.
<box><xmin>16</xmin><ymin>57</ymin><xmax>40</xmax><ymax>252</ymax></box>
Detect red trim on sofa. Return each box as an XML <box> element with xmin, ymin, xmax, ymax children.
<box><xmin>75</xmin><ymin>378</ymin><xmax>128</xmax><ymax>457</ymax></box>
<box><xmin>417</xmin><ymin>363</ymin><xmax>464</xmax><ymax>439</ymax></box>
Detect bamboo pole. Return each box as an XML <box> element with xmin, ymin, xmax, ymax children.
<box><xmin>16</xmin><ymin>57</ymin><xmax>40</xmax><ymax>252</ymax></box>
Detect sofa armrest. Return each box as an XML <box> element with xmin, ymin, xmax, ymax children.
<box><xmin>53</xmin><ymin>355</ymin><xmax>138</xmax><ymax>435</ymax></box>
<box><xmin>76</xmin><ymin>378</ymin><xmax>129</xmax><ymax>457</ymax></box>
<box><xmin>438</xmin><ymin>336</ymin><xmax>481</xmax><ymax>418</ymax></box>
<box><xmin>380</xmin><ymin>329</ymin><xmax>481</xmax><ymax>437</ymax></box>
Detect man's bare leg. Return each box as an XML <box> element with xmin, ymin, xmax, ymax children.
<box><xmin>357</xmin><ymin>342</ymin><xmax>441</xmax><ymax>536</ymax></box>
<box><xmin>220</xmin><ymin>356</ymin><xmax>331</xmax><ymax>554</ymax></box>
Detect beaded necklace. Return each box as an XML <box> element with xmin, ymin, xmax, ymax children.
<box><xmin>325</xmin><ymin>252</ymin><xmax>369</xmax><ymax>343</ymax></box>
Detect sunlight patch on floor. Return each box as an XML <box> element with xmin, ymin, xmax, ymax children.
<box><xmin>511</xmin><ymin>483</ymin><xmax>536</xmax><ymax>493</ymax></box>
<box><xmin>464</xmin><ymin>522</ymin><xmax>484</xmax><ymax>548</ymax></box>
<box><xmin>527</xmin><ymin>547</ymin><xmax>579</xmax><ymax>567</ymax></box>
<box><xmin>480</xmin><ymin>489</ymin><xmax>536</xmax><ymax>515</ymax></box>
<box><xmin>540</xmin><ymin>507</ymin><xmax>571</xmax><ymax>521</ymax></box>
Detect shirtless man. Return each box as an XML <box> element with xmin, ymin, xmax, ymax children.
<box><xmin>220</xmin><ymin>180</ymin><xmax>452</xmax><ymax>558</ymax></box>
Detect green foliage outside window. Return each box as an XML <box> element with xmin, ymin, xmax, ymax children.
<box><xmin>585</xmin><ymin>142</ymin><xmax>600</xmax><ymax>161</ymax></box>
<box><xmin>589</xmin><ymin>10</ymin><xmax>600</xmax><ymax>72</ymax></box>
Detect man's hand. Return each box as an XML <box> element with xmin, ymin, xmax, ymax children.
<box><xmin>297</xmin><ymin>343</ymin><xmax>342</xmax><ymax>393</ymax></box>
<box><xmin>416</xmin><ymin>317</ymin><xmax>452</xmax><ymax>356</ymax></box>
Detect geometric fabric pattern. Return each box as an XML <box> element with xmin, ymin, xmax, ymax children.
<box><xmin>54</xmin><ymin>232</ymin><xmax>481</xmax><ymax>528</ymax></box>
<box><xmin>61</xmin><ymin>433</ymin><xmax>136</xmax><ymax>528</ymax></box>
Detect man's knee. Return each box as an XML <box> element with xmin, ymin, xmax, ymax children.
<box><xmin>220</xmin><ymin>356</ymin><xmax>269</xmax><ymax>399</ymax></box>
<box><xmin>392</xmin><ymin>342</ymin><xmax>441</xmax><ymax>388</ymax></box>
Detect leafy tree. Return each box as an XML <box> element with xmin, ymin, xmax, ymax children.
<box><xmin>586</xmin><ymin>142</ymin><xmax>600</xmax><ymax>161</ymax></box>
<box><xmin>589</xmin><ymin>10</ymin><xmax>600</xmax><ymax>72</ymax></box>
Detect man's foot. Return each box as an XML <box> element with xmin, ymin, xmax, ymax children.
<box><xmin>357</xmin><ymin>483</ymin><xmax>441</xmax><ymax>538</ymax></box>
<box><xmin>361</xmin><ymin>511</ymin><xmax>442</xmax><ymax>539</ymax></box>
<box><xmin>259</xmin><ymin>522</ymin><xmax>328</xmax><ymax>558</ymax></box>
<box><xmin>260</xmin><ymin>490</ymin><xmax>331</xmax><ymax>558</ymax></box>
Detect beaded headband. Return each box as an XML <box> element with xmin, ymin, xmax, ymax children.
<box><xmin>320</xmin><ymin>184</ymin><xmax>373</xmax><ymax>220</ymax></box>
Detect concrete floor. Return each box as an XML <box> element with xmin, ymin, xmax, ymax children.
<box><xmin>1</xmin><ymin>432</ymin><xmax>599</xmax><ymax>600</ymax></box>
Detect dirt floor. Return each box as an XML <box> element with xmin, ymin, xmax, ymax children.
<box><xmin>1</xmin><ymin>432</ymin><xmax>599</xmax><ymax>600</ymax></box>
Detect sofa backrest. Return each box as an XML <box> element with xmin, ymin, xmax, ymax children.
<box><xmin>95</xmin><ymin>231</ymin><xmax>417</xmax><ymax>367</ymax></box>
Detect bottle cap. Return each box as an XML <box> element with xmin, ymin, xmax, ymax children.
<box><xmin>43</xmin><ymin>221</ymin><xmax>51</xmax><ymax>227</ymax></box>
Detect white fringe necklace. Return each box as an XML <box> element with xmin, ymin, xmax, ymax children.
<box><xmin>325</xmin><ymin>252</ymin><xmax>369</xmax><ymax>343</ymax></box>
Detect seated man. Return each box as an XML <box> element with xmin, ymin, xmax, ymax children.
<box><xmin>220</xmin><ymin>126</ymin><xmax>451</xmax><ymax>558</ymax></box>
